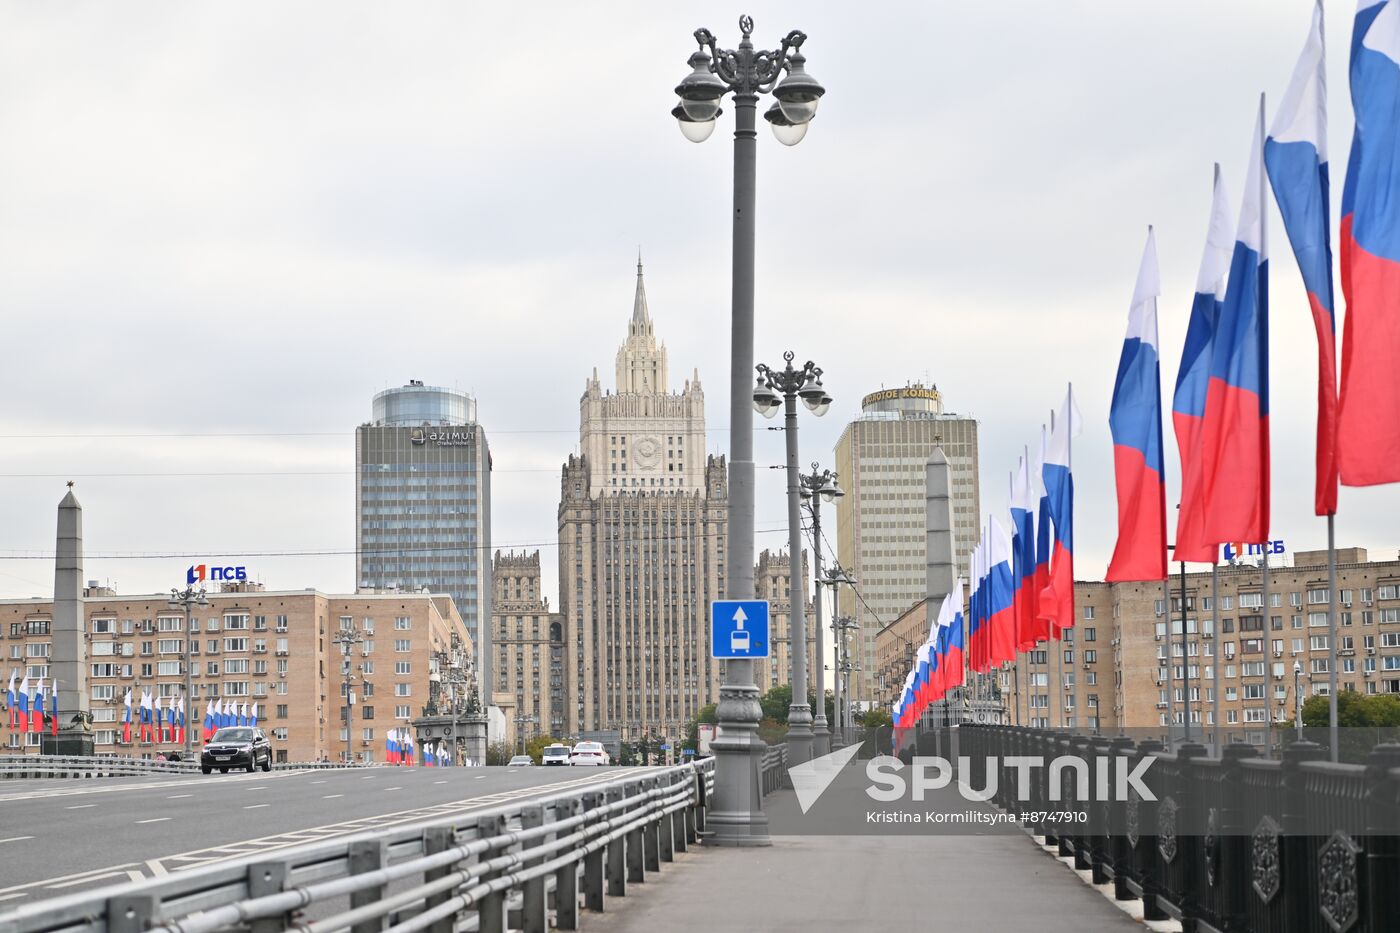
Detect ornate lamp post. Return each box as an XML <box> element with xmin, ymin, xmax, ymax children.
<box><xmin>168</xmin><ymin>585</ymin><xmax>208</xmax><ymax>760</ymax></box>
<box><xmin>822</xmin><ymin>565</ymin><xmax>856</xmax><ymax>744</ymax></box>
<box><xmin>799</xmin><ymin>464</ymin><xmax>842</xmax><ymax>756</ymax></box>
<box><xmin>754</xmin><ymin>352</ymin><xmax>832</xmax><ymax>766</ymax></box>
<box><xmin>672</xmin><ymin>14</ymin><xmax>824</xmax><ymax>846</ymax></box>
<box><xmin>332</xmin><ymin>624</ymin><xmax>364</xmax><ymax>764</ymax></box>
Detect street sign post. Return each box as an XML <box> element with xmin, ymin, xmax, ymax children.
<box><xmin>710</xmin><ymin>600</ymin><xmax>770</xmax><ymax>659</ymax></box>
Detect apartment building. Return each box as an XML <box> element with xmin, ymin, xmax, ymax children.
<box><xmin>0</xmin><ymin>585</ymin><xmax>467</xmax><ymax>763</ymax></box>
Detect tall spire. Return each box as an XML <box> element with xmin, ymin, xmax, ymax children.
<box><xmin>632</xmin><ymin>252</ymin><xmax>650</xmax><ymax>328</ymax></box>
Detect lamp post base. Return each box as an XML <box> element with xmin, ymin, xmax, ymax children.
<box><xmin>786</xmin><ymin>703</ymin><xmax>814</xmax><ymax>766</ymax></box>
<box><xmin>812</xmin><ymin>716</ymin><xmax>831</xmax><ymax>757</ymax></box>
<box><xmin>709</xmin><ymin>678</ymin><xmax>772</xmax><ymax>848</ymax></box>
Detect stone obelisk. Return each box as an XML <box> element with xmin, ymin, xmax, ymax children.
<box><xmin>52</xmin><ymin>483</ymin><xmax>92</xmax><ymax>754</ymax></box>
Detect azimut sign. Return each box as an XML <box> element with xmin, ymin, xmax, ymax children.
<box><xmin>410</xmin><ymin>428</ymin><xmax>476</xmax><ymax>447</ymax></box>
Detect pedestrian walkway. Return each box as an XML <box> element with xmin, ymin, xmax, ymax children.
<box><xmin>588</xmin><ymin>788</ymin><xmax>1151</xmax><ymax>933</ymax></box>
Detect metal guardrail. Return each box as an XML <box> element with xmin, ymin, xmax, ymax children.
<box><xmin>0</xmin><ymin>759</ymin><xmax>716</xmax><ymax>933</ymax></box>
<box><xmin>760</xmin><ymin>744</ymin><xmax>788</xmax><ymax>796</ymax></box>
<box><xmin>0</xmin><ymin>756</ymin><xmax>370</xmax><ymax>780</ymax></box>
<box><xmin>962</xmin><ymin>725</ymin><xmax>1400</xmax><ymax>933</ymax></box>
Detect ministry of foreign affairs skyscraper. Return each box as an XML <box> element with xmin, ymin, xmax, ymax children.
<box><xmin>553</xmin><ymin>261</ymin><xmax>727</xmax><ymax>742</ymax></box>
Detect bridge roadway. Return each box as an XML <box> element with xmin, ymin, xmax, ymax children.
<box><xmin>0</xmin><ymin>764</ymin><xmax>650</xmax><ymax>906</ymax></box>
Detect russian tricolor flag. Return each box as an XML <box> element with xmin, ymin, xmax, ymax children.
<box><xmin>202</xmin><ymin>697</ymin><xmax>214</xmax><ymax>742</ymax></box>
<box><xmin>49</xmin><ymin>679</ymin><xmax>58</xmax><ymax>736</ymax></box>
<box><xmin>1032</xmin><ymin>429</ymin><xmax>1053</xmax><ymax>639</ymax></box>
<box><xmin>1336</xmin><ymin>0</ymin><xmax>1400</xmax><ymax>486</ymax></box>
<box><xmin>940</xmin><ymin>579</ymin><xmax>966</xmax><ymax>697</ymax></box>
<box><xmin>985</xmin><ymin>517</ymin><xmax>1018</xmax><ymax>666</ymax></box>
<box><xmin>1010</xmin><ymin>455</ymin><xmax>1040</xmax><ymax>649</ymax></box>
<box><xmin>1267</xmin><ymin>0</ymin><xmax>1339</xmax><ymax>511</ymax></box>
<box><xmin>122</xmin><ymin>688</ymin><xmax>133</xmax><ymax>743</ymax></box>
<box><xmin>1039</xmin><ymin>387</ymin><xmax>1082</xmax><ymax>633</ymax></box>
<box><xmin>30</xmin><ymin>677</ymin><xmax>44</xmax><ymax>734</ymax></box>
<box><xmin>6</xmin><ymin>671</ymin><xmax>15</xmax><ymax>730</ymax></box>
<box><xmin>1174</xmin><ymin>166</ymin><xmax>1235</xmax><ymax>563</ymax></box>
<box><xmin>16</xmin><ymin>675</ymin><xmax>29</xmax><ymax>734</ymax></box>
<box><xmin>1107</xmin><ymin>227</ymin><xmax>1168</xmax><ymax>582</ymax></box>
<box><xmin>1202</xmin><ymin>98</ymin><xmax>1271</xmax><ymax>545</ymax></box>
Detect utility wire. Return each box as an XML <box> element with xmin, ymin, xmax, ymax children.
<box><xmin>0</xmin><ymin>524</ymin><xmax>790</xmax><ymax>560</ymax></box>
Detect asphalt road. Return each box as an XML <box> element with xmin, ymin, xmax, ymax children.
<box><xmin>0</xmin><ymin>764</ymin><xmax>645</xmax><ymax>906</ymax></box>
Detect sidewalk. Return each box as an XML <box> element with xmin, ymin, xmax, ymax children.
<box><xmin>586</xmin><ymin>789</ymin><xmax>1149</xmax><ymax>933</ymax></box>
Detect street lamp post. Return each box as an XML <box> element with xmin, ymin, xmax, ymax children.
<box><xmin>799</xmin><ymin>464</ymin><xmax>843</xmax><ymax>757</ymax></box>
<box><xmin>332</xmin><ymin>624</ymin><xmax>364</xmax><ymax>764</ymax></box>
<box><xmin>1294</xmin><ymin>660</ymin><xmax>1304</xmax><ymax>740</ymax></box>
<box><xmin>672</xmin><ymin>14</ymin><xmax>824</xmax><ymax>846</ymax></box>
<box><xmin>822</xmin><ymin>566</ymin><xmax>856</xmax><ymax>744</ymax></box>
<box><xmin>755</xmin><ymin>352</ymin><xmax>832</xmax><ymax>766</ymax></box>
<box><xmin>833</xmin><ymin>615</ymin><xmax>860</xmax><ymax>741</ymax></box>
<box><xmin>169</xmin><ymin>585</ymin><xmax>208</xmax><ymax>761</ymax></box>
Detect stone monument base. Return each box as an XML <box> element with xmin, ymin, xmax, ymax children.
<box><xmin>43</xmin><ymin>729</ymin><xmax>95</xmax><ymax>757</ymax></box>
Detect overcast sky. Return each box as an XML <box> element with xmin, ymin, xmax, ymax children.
<box><xmin>2</xmin><ymin>1</ymin><xmax>1394</xmax><ymax>615</ymax></box>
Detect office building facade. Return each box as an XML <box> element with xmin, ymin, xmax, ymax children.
<box><xmin>834</xmin><ymin>385</ymin><xmax>980</xmax><ymax>704</ymax></box>
<box><xmin>356</xmin><ymin>380</ymin><xmax>493</xmax><ymax>697</ymax></box>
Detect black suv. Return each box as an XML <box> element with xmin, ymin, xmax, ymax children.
<box><xmin>201</xmin><ymin>727</ymin><xmax>272</xmax><ymax>773</ymax></box>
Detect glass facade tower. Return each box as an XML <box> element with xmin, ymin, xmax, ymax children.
<box><xmin>356</xmin><ymin>381</ymin><xmax>493</xmax><ymax>698</ymax></box>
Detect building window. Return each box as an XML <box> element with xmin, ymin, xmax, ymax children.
<box><xmin>394</xmin><ymin>661</ymin><xmax>411</xmax><ymax>675</ymax></box>
<box><xmin>395</xmin><ymin>617</ymin><xmax>412</xmax><ymax>630</ymax></box>
<box><xmin>394</xmin><ymin>639</ymin><xmax>411</xmax><ymax>652</ymax></box>
<box><xmin>395</xmin><ymin>684</ymin><xmax>411</xmax><ymax>697</ymax></box>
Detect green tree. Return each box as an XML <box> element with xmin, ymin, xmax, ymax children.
<box><xmin>857</xmin><ymin>707</ymin><xmax>892</xmax><ymax>730</ymax></box>
<box><xmin>484</xmin><ymin>742</ymin><xmax>512</xmax><ymax>766</ymax></box>
<box><xmin>758</xmin><ymin>684</ymin><xmax>821</xmax><ymax>725</ymax></box>
<box><xmin>683</xmin><ymin>703</ymin><xmax>718</xmax><ymax>753</ymax></box>
<box><xmin>526</xmin><ymin>734</ymin><xmax>560</xmax><ymax>764</ymax></box>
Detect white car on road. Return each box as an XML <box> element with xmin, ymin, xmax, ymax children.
<box><xmin>541</xmin><ymin>744</ymin><xmax>573</xmax><ymax>766</ymax></box>
<box><xmin>569</xmin><ymin>741</ymin><xmax>610</xmax><ymax>766</ymax></box>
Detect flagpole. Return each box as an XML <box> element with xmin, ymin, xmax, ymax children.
<box><xmin>1179</xmin><ymin>560</ymin><xmax>1191</xmax><ymax>742</ymax></box>
<box><xmin>1212</xmin><ymin>562</ymin><xmax>1221</xmax><ymax>752</ymax></box>
<box><xmin>1327</xmin><ymin>512</ymin><xmax>1338</xmax><ymax>760</ymax></box>
<box><xmin>1049</xmin><ymin>405</ymin><xmax>1064</xmax><ymax>730</ymax></box>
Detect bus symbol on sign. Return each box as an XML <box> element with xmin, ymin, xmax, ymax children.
<box><xmin>711</xmin><ymin>600</ymin><xmax>769</xmax><ymax>659</ymax></box>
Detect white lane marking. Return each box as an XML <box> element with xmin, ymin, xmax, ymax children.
<box><xmin>384</xmin><ymin>787</ymin><xmax>401</xmax><ymax>791</ymax></box>
<box><xmin>0</xmin><ymin>893</ymin><xmax>25</xmax><ymax>902</ymax></box>
<box><xmin>65</xmin><ymin>804</ymin><xmax>96</xmax><ymax>810</ymax></box>
<box><xmin>311</xmin><ymin>780</ymin><xmax>327</xmax><ymax>785</ymax></box>
<box><xmin>361</xmin><ymin>776</ymin><xmax>374</xmax><ymax>780</ymax></box>
<box><xmin>0</xmin><ymin>836</ymin><xmax>35</xmax><ymax>844</ymax></box>
<box><xmin>0</xmin><ymin>768</ymin><xmax>314</xmax><ymax>803</ymax></box>
<box><xmin>49</xmin><ymin>870</ymin><xmax>129</xmax><ymax>889</ymax></box>
<box><xmin>0</xmin><ymin>862</ymin><xmax>142</xmax><ymax>897</ymax></box>
<box><xmin>246</xmin><ymin>786</ymin><xmax>267</xmax><ymax>791</ymax></box>
<box><xmin>474</xmin><ymin>775</ymin><xmax>485</xmax><ymax>780</ymax></box>
<box><xmin>135</xmin><ymin>818</ymin><xmax>171</xmax><ymax>824</ymax></box>
<box><xmin>145</xmin><ymin>858</ymin><xmax>168</xmax><ymax>877</ymax></box>
<box><xmin>323</xmin><ymin>794</ymin><xmax>343</xmax><ymax>799</ymax></box>
<box><xmin>245</xmin><ymin>804</ymin><xmax>269</xmax><ymax>809</ymax></box>
<box><xmin>167</xmin><ymin>794</ymin><xmax>193</xmax><ymax>799</ymax></box>
<box><xmin>434</xmin><ymin>780</ymin><xmax>447</xmax><ymax>785</ymax></box>
<box><xmin>126</xmin><ymin>870</ymin><xmax>144</xmax><ymax>882</ymax></box>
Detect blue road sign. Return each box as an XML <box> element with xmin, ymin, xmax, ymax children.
<box><xmin>660</xmin><ymin>743</ymin><xmax>671</xmax><ymax>751</ymax></box>
<box><xmin>710</xmin><ymin>599</ymin><xmax>770</xmax><ymax>659</ymax></box>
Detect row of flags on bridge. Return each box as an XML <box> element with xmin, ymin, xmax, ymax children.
<box><xmin>5</xmin><ymin>672</ymin><xmax>58</xmax><ymax>736</ymax></box>
<box><xmin>1109</xmin><ymin>0</ymin><xmax>1400</xmax><ymax>578</ymax></box>
<box><xmin>893</xmin><ymin>0</ymin><xmax>1400</xmax><ymax>726</ymax></box>
<box><xmin>892</xmin><ymin>387</ymin><xmax>1084</xmax><ymax>735</ymax></box>
<box><xmin>385</xmin><ymin>729</ymin><xmax>452</xmax><ymax>766</ymax></box>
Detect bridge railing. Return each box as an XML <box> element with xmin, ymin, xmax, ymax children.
<box><xmin>0</xmin><ymin>759</ymin><xmax>715</xmax><ymax>933</ymax></box>
<box><xmin>0</xmin><ymin>755</ymin><xmax>371</xmax><ymax>780</ymax></box>
<box><xmin>760</xmin><ymin>744</ymin><xmax>788</xmax><ymax>796</ymax></box>
<box><xmin>962</xmin><ymin>725</ymin><xmax>1400</xmax><ymax>933</ymax></box>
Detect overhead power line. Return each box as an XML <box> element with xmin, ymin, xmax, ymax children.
<box><xmin>0</xmin><ymin>524</ymin><xmax>790</xmax><ymax>561</ymax></box>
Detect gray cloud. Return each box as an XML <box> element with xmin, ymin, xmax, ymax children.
<box><xmin>1</xmin><ymin>1</ymin><xmax>1394</xmax><ymax>611</ymax></box>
